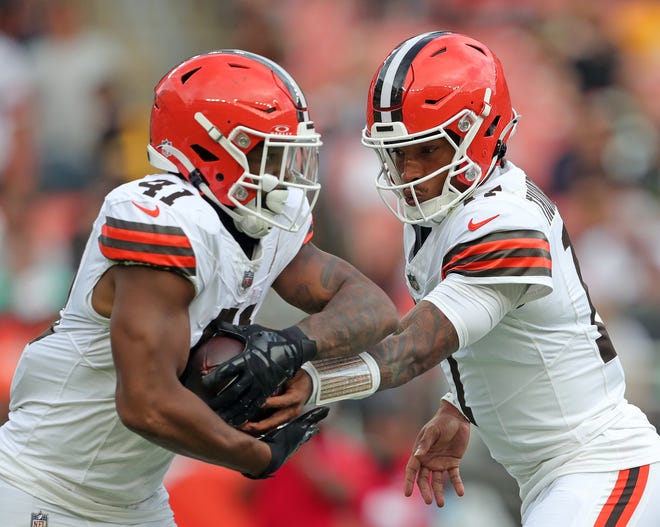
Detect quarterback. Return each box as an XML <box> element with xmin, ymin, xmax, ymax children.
<box><xmin>0</xmin><ymin>50</ymin><xmax>398</xmax><ymax>526</ymax></box>
<box><xmin>280</xmin><ymin>31</ymin><xmax>660</xmax><ymax>526</ymax></box>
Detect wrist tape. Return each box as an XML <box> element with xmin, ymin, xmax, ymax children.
<box><xmin>301</xmin><ymin>352</ymin><xmax>380</xmax><ymax>405</ymax></box>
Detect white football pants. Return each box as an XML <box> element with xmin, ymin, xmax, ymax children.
<box><xmin>523</xmin><ymin>463</ymin><xmax>660</xmax><ymax>526</ymax></box>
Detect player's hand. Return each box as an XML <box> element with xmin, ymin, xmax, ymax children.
<box><xmin>240</xmin><ymin>369</ymin><xmax>313</xmax><ymax>436</ymax></box>
<box><xmin>404</xmin><ymin>400</ymin><xmax>471</xmax><ymax>507</ymax></box>
<box><xmin>203</xmin><ymin>324</ymin><xmax>317</xmax><ymax>427</ymax></box>
<box><xmin>243</xmin><ymin>406</ymin><xmax>330</xmax><ymax>479</ymax></box>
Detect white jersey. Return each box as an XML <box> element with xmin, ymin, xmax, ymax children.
<box><xmin>0</xmin><ymin>173</ymin><xmax>311</xmax><ymax>523</ymax></box>
<box><xmin>404</xmin><ymin>162</ymin><xmax>660</xmax><ymax>513</ymax></box>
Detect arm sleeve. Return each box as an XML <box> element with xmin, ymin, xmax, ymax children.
<box><xmin>423</xmin><ymin>274</ymin><xmax>528</xmax><ymax>348</ymax></box>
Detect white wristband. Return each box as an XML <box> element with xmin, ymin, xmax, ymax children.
<box><xmin>301</xmin><ymin>361</ymin><xmax>320</xmax><ymax>405</ymax></box>
<box><xmin>301</xmin><ymin>352</ymin><xmax>380</xmax><ymax>406</ymax></box>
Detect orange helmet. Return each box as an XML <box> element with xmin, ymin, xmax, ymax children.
<box><xmin>149</xmin><ymin>50</ymin><xmax>321</xmax><ymax>237</ymax></box>
<box><xmin>362</xmin><ymin>31</ymin><xmax>520</xmax><ymax>224</ymax></box>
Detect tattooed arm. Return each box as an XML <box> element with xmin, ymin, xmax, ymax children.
<box><xmin>370</xmin><ymin>300</ymin><xmax>459</xmax><ymax>389</ymax></box>
<box><xmin>202</xmin><ymin>241</ymin><xmax>399</xmax><ymax>434</ymax></box>
<box><xmin>240</xmin><ymin>290</ymin><xmax>454</xmax><ymax>433</ymax></box>
<box><xmin>272</xmin><ymin>242</ymin><xmax>399</xmax><ymax>359</ymax></box>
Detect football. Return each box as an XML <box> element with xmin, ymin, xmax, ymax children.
<box><xmin>181</xmin><ymin>334</ymin><xmax>245</xmax><ymax>400</ymax></box>
<box><xmin>181</xmin><ymin>333</ymin><xmax>282</xmax><ymax>423</ymax></box>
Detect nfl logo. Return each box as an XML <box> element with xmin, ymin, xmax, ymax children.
<box><xmin>241</xmin><ymin>270</ymin><xmax>254</xmax><ymax>291</ymax></box>
<box><xmin>31</xmin><ymin>511</ymin><xmax>48</xmax><ymax>527</ymax></box>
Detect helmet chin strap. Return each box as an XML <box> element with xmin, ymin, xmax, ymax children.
<box><xmin>201</xmin><ymin>178</ymin><xmax>291</xmax><ymax>239</ymax></box>
<box><xmin>202</xmin><ymin>181</ymin><xmax>274</xmax><ymax>238</ymax></box>
<box><xmin>232</xmin><ymin>188</ymin><xmax>290</xmax><ymax>238</ymax></box>
<box><xmin>234</xmin><ymin>208</ymin><xmax>274</xmax><ymax>238</ymax></box>
<box><xmin>402</xmin><ymin>191</ymin><xmax>456</xmax><ymax>226</ymax></box>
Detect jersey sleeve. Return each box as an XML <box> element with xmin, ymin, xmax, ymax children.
<box><xmin>97</xmin><ymin>197</ymin><xmax>197</xmax><ymax>279</ymax></box>
<box><xmin>442</xmin><ymin>228</ymin><xmax>551</xmax><ymax>281</ymax></box>
<box><xmin>442</xmin><ymin>194</ymin><xmax>554</xmax><ymax>304</ymax></box>
<box><xmin>425</xmin><ymin>275</ymin><xmax>528</xmax><ymax>348</ymax></box>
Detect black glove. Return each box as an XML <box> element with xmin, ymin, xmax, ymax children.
<box><xmin>202</xmin><ymin>324</ymin><xmax>317</xmax><ymax>427</ymax></box>
<box><xmin>243</xmin><ymin>406</ymin><xmax>330</xmax><ymax>479</ymax></box>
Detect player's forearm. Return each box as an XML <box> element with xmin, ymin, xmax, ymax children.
<box><xmin>116</xmin><ymin>384</ymin><xmax>270</xmax><ymax>475</ymax></box>
<box><xmin>302</xmin><ymin>300</ymin><xmax>458</xmax><ymax>405</ymax></box>
<box><xmin>371</xmin><ymin>300</ymin><xmax>459</xmax><ymax>389</ymax></box>
<box><xmin>297</xmin><ymin>276</ymin><xmax>399</xmax><ymax>359</ymax></box>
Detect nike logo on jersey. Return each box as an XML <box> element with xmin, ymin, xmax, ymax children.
<box><xmin>132</xmin><ymin>201</ymin><xmax>160</xmax><ymax>217</ymax></box>
<box><xmin>468</xmin><ymin>214</ymin><xmax>500</xmax><ymax>231</ymax></box>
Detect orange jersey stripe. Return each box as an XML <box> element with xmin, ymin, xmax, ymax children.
<box><xmin>444</xmin><ymin>237</ymin><xmax>550</xmax><ymax>271</ymax></box>
<box><xmin>101</xmin><ymin>223</ymin><xmax>192</xmax><ymax>248</ymax></box>
<box><xmin>100</xmin><ymin>246</ymin><xmax>196</xmax><ymax>270</ymax></box>
<box><xmin>99</xmin><ymin>216</ymin><xmax>196</xmax><ymax>276</ymax></box>
<box><xmin>448</xmin><ymin>256</ymin><xmax>552</xmax><ymax>274</ymax></box>
<box><xmin>303</xmin><ymin>221</ymin><xmax>314</xmax><ymax>245</ymax></box>
<box><xmin>442</xmin><ymin>230</ymin><xmax>551</xmax><ymax>280</ymax></box>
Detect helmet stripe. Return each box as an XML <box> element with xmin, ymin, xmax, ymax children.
<box><xmin>373</xmin><ymin>30</ymin><xmax>451</xmax><ymax>123</ymax></box>
<box><xmin>218</xmin><ymin>50</ymin><xmax>310</xmax><ymax>123</ymax></box>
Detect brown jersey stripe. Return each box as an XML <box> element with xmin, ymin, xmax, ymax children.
<box><xmin>443</xmin><ymin>248</ymin><xmax>551</xmax><ymax>278</ymax></box>
<box><xmin>444</xmin><ymin>229</ymin><xmax>548</xmax><ymax>260</ymax></box>
<box><xmin>444</xmin><ymin>233</ymin><xmax>550</xmax><ymax>268</ymax></box>
<box><xmin>99</xmin><ymin>216</ymin><xmax>196</xmax><ymax>275</ymax></box>
<box><xmin>101</xmin><ymin>223</ymin><xmax>192</xmax><ymax>249</ymax></box>
<box><xmin>442</xmin><ymin>230</ymin><xmax>551</xmax><ymax>279</ymax></box>
<box><xmin>99</xmin><ymin>245</ymin><xmax>196</xmax><ymax>275</ymax></box>
<box><xmin>445</xmin><ymin>256</ymin><xmax>551</xmax><ymax>277</ymax></box>
<box><xmin>99</xmin><ymin>234</ymin><xmax>195</xmax><ymax>259</ymax></box>
<box><xmin>105</xmin><ymin>216</ymin><xmax>187</xmax><ymax>236</ymax></box>
<box><xmin>444</xmin><ymin>247</ymin><xmax>551</xmax><ymax>271</ymax></box>
<box><xmin>594</xmin><ymin>465</ymin><xmax>649</xmax><ymax>527</ymax></box>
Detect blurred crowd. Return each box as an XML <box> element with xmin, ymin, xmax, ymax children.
<box><xmin>0</xmin><ymin>0</ymin><xmax>658</xmax><ymax>525</ymax></box>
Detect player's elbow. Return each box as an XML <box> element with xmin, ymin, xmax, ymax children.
<box><xmin>115</xmin><ymin>386</ymin><xmax>166</xmax><ymax>436</ymax></box>
<box><xmin>359</xmin><ymin>281</ymin><xmax>400</xmax><ymax>336</ymax></box>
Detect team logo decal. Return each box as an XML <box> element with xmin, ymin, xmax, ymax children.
<box><xmin>241</xmin><ymin>270</ymin><xmax>255</xmax><ymax>291</ymax></box>
<box><xmin>157</xmin><ymin>139</ymin><xmax>173</xmax><ymax>152</ymax></box>
<box><xmin>31</xmin><ymin>511</ymin><xmax>48</xmax><ymax>527</ymax></box>
<box><xmin>407</xmin><ymin>272</ymin><xmax>420</xmax><ymax>292</ymax></box>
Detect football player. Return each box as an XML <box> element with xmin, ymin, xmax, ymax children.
<box><xmin>282</xmin><ymin>31</ymin><xmax>660</xmax><ymax>526</ymax></box>
<box><xmin>0</xmin><ymin>50</ymin><xmax>398</xmax><ymax>526</ymax></box>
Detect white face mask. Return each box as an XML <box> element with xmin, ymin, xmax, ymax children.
<box><xmin>234</xmin><ymin>186</ymin><xmax>309</xmax><ymax>239</ymax></box>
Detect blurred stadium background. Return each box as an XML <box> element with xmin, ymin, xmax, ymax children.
<box><xmin>0</xmin><ymin>0</ymin><xmax>659</xmax><ymax>525</ymax></box>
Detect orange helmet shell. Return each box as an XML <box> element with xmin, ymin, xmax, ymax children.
<box><xmin>150</xmin><ymin>50</ymin><xmax>314</xmax><ymax>206</ymax></box>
